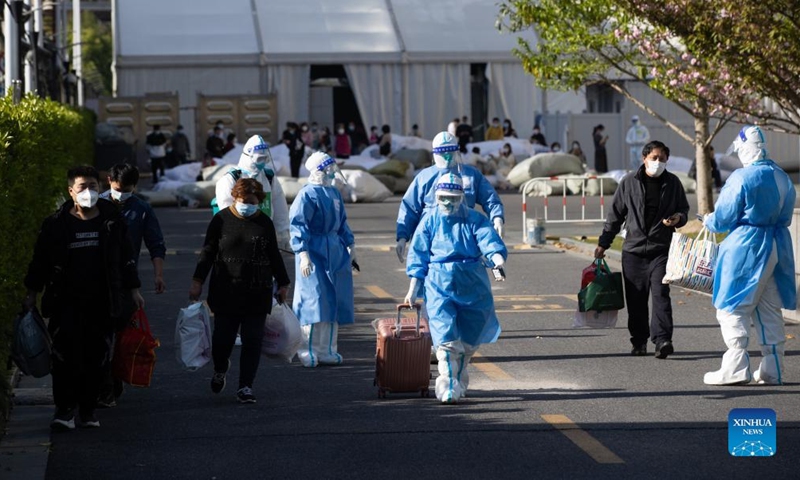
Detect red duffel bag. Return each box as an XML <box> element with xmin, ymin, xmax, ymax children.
<box><xmin>112</xmin><ymin>309</ymin><xmax>160</xmax><ymax>387</ymax></box>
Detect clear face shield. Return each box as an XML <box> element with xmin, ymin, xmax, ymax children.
<box><xmin>254</xmin><ymin>149</ymin><xmax>276</xmax><ymax>176</ymax></box>
<box><xmin>433</xmin><ymin>144</ymin><xmax>461</xmax><ymax>170</ymax></box>
<box><xmin>435</xmin><ymin>187</ymin><xmax>464</xmax><ymax>215</ymax></box>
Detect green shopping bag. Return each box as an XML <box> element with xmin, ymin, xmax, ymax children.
<box><xmin>578</xmin><ymin>259</ymin><xmax>625</xmax><ymax>312</ymax></box>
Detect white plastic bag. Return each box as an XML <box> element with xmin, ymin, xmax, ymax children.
<box><xmin>262</xmin><ymin>302</ymin><xmax>302</xmax><ymax>362</ymax></box>
<box><xmin>175</xmin><ymin>302</ymin><xmax>213</xmax><ymax>371</ymax></box>
<box><xmin>572</xmin><ymin>309</ymin><xmax>618</xmax><ymax>329</ymax></box>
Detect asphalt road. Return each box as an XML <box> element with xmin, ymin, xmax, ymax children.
<box><xmin>21</xmin><ymin>193</ymin><xmax>800</xmax><ymax>479</ymax></box>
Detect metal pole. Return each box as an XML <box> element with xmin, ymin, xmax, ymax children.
<box><xmin>4</xmin><ymin>2</ymin><xmax>20</xmax><ymax>94</ymax></box>
<box><xmin>24</xmin><ymin>0</ymin><xmax>34</xmax><ymax>93</ymax></box>
<box><xmin>72</xmin><ymin>0</ymin><xmax>83</xmax><ymax>106</ymax></box>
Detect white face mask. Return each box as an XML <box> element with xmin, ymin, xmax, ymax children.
<box><xmin>553</xmin><ymin>147</ymin><xmax>561</xmax><ymax>153</ymax></box>
<box><xmin>645</xmin><ymin>160</ymin><xmax>666</xmax><ymax>177</ymax></box>
<box><xmin>337</xmin><ymin>129</ymin><xmax>345</xmax><ymax>135</ymax></box>
<box><xmin>235</xmin><ymin>202</ymin><xmax>258</xmax><ymax>217</ymax></box>
<box><xmin>76</xmin><ymin>189</ymin><xmax>99</xmax><ymax>208</ymax></box>
<box><xmin>110</xmin><ymin>189</ymin><xmax>133</xmax><ymax>202</ymax></box>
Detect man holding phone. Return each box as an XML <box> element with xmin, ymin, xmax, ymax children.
<box><xmin>594</xmin><ymin>141</ymin><xmax>690</xmax><ymax>358</ymax></box>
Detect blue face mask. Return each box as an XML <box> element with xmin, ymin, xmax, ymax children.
<box><xmin>235</xmin><ymin>202</ymin><xmax>258</xmax><ymax>217</ymax></box>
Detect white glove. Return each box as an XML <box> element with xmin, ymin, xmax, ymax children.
<box><xmin>299</xmin><ymin>251</ymin><xmax>313</xmax><ymax>278</ymax></box>
<box><xmin>396</xmin><ymin>238</ymin><xmax>407</xmax><ymax>263</ymax></box>
<box><xmin>493</xmin><ymin>218</ymin><xmax>505</xmax><ymax>239</ymax></box>
<box><xmin>491</xmin><ymin>253</ymin><xmax>505</xmax><ymax>268</ymax></box>
<box><xmin>277</xmin><ymin>230</ymin><xmax>291</xmax><ymax>252</ymax></box>
<box><xmin>348</xmin><ymin>244</ymin><xmax>357</xmax><ymax>264</ymax></box>
<box><xmin>404</xmin><ymin>277</ymin><xmax>421</xmax><ymax>305</ymax></box>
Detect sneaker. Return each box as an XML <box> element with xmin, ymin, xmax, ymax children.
<box><xmin>655</xmin><ymin>341</ymin><xmax>674</xmax><ymax>359</ymax></box>
<box><xmin>631</xmin><ymin>344</ymin><xmax>648</xmax><ymax>356</ymax></box>
<box><xmin>211</xmin><ymin>359</ymin><xmax>231</xmax><ymax>394</ymax></box>
<box><xmin>51</xmin><ymin>408</ymin><xmax>75</xmax><ymax>431</ymax></box>
<box><xmin>237</xmin><ymin>386</ymin><xmax>257</xmax><ymax>404</ymax></box>
<box><xmin>79</xmin><ymin>412</ymin><xmax>101</xmax><ymax>428</ymax></box>
<box><xmin>96</xmin><ymin>392</ymin><xmax>117</xmax><ymax>408</ymax></box>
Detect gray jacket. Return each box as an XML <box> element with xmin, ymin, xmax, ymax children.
<box><xmin>599</xmin><ymin>166</ymin><xmax>689</xmax><ymax>256</ymax></box>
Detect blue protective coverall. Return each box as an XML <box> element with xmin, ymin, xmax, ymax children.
<box><xmin>396</xmin><ymin>164</ymin><xmax>504</xmax><ymax>242</ymax></box>
<box><xmin>703</xmin><ymin>159</ymin><xmax>796</xmax><ymax>385</ymax></box>
<box><xmin>290</xmin><ymin>184</ymin><xmax>355</xmax><ymax>326</ymax></box>
<box><xmin>706</xmin><ymin>160</ymin><xmax>796</xmax><ymax>311</ymax></box>
<box><xmin>406</xmin><ymin>203</ymin><xmax>507</xmax><ymax>347</ymax></box>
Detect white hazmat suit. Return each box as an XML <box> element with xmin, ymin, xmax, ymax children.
<box><xmin>703</xmin><ymin>126</ymin><xmax>796</xmax><ymax>386</ymax></box>
<box><xmin>215</xmin><ymin>135</ymin><xmax>290</xmax><ymax>249</ymax></box>
<box><xmin>625</xmin><ymin>116</ymin><xmax>650</xmax><ymax>170</ymax></box>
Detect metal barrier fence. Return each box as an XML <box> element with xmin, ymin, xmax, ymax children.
<box><xmin>520</xmin><ymin>176</ymin><xmax>609</xmax><ymax>243</ymax></box>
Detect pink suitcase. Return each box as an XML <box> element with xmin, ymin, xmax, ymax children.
<box><xmin>373</xmin><ymin>304</ymin><xmax>432</xmax><ymax>398</ymax></box>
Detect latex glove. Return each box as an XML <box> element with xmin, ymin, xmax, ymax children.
<box><xmin>395</xmin><ymin>238</ymin><xmax>407</xmax><ymax>263</ymax></box>
<box><xmin>277</xmin><ymin>230</ymin><xmax>291</xmax><ymax>251</ymax></box>
<box><xmin>404</xmin><ymin>277</ymin><xmax>421</xmax><ymax>305</ymax></box>
<box><xmin>490</xmin><ymin>253</ymin><xmax>505</xmax><ymax>268</ymax></box>
<box><xmin>348</xmin><ymin>244</ymin><xmax>357</xmax><ymax>265</ymax></box>
<box><xmin>299</xmin><ymin>251</ymin><xmax>314</xmax><ymax>278</ymax></box>
<box><xmin>493</xmin><ymin>217</ymin><xmax>505</xmax><ymax>239</ymax></box>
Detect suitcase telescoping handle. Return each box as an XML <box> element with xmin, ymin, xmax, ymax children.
<box><xmin>395</xmin><ymin>303</ymin><xmax>421</xmax><ymax>337</ymax></box>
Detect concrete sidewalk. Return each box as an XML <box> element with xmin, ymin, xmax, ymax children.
<box><xmin>0</xmin><ymin>370</ymin><xmax>52</xmax><ymax>480</ymax></box>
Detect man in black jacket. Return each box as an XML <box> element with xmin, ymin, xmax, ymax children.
<box><xmin>23</xmin><ymin>166</ymin><xmax>144</xmax><ymax>431</ymax></box>
<box><xmin>594</xmin><ymin>141</ymin><xmax>689</xmax><ymax>359</ymax></box>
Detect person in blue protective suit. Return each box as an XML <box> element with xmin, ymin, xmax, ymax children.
<box><xmin>703</xmin><ymin>125</ymin><xmax>796</xmax><ymax>386</ymax></box>
<box><xmin>290</xmin><ymin>151</ymin><xmax>356</xmax><ymax>368</ymax></box>
<box><xmin>395</xmin><ymin>131</ymin><xmax>505</xmax><ymax>263</ymax></box>
<box><xmin>403</xmin><ymin>173</ymin><xmax>508</xmax><ymax>404</ymax></box>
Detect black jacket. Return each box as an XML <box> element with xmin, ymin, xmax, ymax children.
<box><xmin>599</xmin><ymin>166</ymin><xmax>689</xmax><ymax>256</ymax></box>
<box><xmin>24</xmin><ymin>198</ymin><xmax>141</xmax><ymax>320</ymax></box>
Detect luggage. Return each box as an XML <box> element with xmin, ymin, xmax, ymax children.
<box><xmin>11</xmin><ymin>307</ymin><xmax>52</xmax><ymax>378</ymax></box>
<box><xmin>372</xmin><ymin>304</ymin><xmax>432</xmax><ymax>398</ymax></box>
<box><xmin>112</xmin><ymin>308</ymin><xmax>160</xmax><ymax>387</ymax></box>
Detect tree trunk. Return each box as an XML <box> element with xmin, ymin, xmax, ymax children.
<box><xmin>694</xmin><ymin>101</ymin><xmax>714</xmax><ymax>214</ymax></box>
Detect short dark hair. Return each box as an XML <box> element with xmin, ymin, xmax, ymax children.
<box><xmin>227</xmin><ymin>133</ymin><xmax>236</xmax><ymax>142</ymax></box>
<box><xmin>641</xmin><ymin>140</ymin><xmax>670</xmax><ymax>159</ymax></box>
<box><xmin>381</xmin><ymin>124</ymin><xmax>390</xmax><ymax>133</ymax></box>
<box><xmin>231</xmin><ymin>178</ymin><xmax>266</xmax><ymax>203</ymax></box>
<box><xmin>108</xmin><ymin>163</ymin><xmax>140</xmax><ymax>187</ymax></box>
<box><xmin>472</xmin><ymin>146</ymin><xmax>480</xmax><ymax>154</ymax></box>
<box><xmin>67</xmin><ymin>165</ymin><xmax>99</xmax><ymax>185</ymax></box>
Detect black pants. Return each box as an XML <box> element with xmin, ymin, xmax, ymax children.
<box><xmin>49</xmin><ymin>303</ymin><xmax>112</xmax><ymax>415</ymax></box>
<box><xmin>151</xmin><ymin>156</ymin><xmax>166</xmax><ymax>182</ymax></box>
<box><xmin>212</xmin><ymin>313</ymin><xmax>267</xmax><ymax>389</ymax></box>
<box><xmin>290</xmin><ymin>153</ymin><xmax>304</xmax><ymax>178</ymax></box>
<box><xmin>621</xmin><ymin>251</ymin><xmax>673</xmax><ymax>347</ymax></box>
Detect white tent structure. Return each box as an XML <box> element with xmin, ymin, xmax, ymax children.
<box><xmin>112</xmin><ymin>0</ymin><xmax>585</xmax><ymax>143</ymax></box>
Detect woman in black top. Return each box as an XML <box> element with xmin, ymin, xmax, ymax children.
<box><xmin>593</xmin><ymin>124</ymin><xmax>609</xmax><ymax>173</ymax></box>
<box><xmin>189</xmin><ymin>178</ymin><xmax>290</xmax><ymax>404</ymax></box>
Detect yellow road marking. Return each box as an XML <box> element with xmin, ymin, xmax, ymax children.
<box><xmin>541</xmin><ymin>414</ymin><xmax>625</xmax><ymax>464</ymax></box>
<box><xmin>365</xmin><ymin>285</ymin><xmax>395</xmax><ymax>299</ymax></box>
<box><xmin>471</xmin><ymin>353</ymin><xmax>513</xmax><ymax>380</ymax></box>
<box><xmin>369</xmin><ymin>246</ymin><xmax>393</xmax><ymax>252</ymax></box>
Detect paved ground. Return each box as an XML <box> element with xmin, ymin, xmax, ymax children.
<box><xmin>2</xmin><ymin>191</ymin><xmax>799</xmax><ymax>479</ymax></box>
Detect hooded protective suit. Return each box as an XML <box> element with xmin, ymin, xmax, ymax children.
<box><xmin>216</xmin><ymin>135</ymin><xmax>290</xmax><ymax>248</ymax></box>
<box><xmin>625</xmin><ymin>116</ymin><xmax>651</xmax><ymax>170</ymax></box>
<box><xmin>703</xmin><ymin>125</ymin><xmax>796</xmax><ymax>385</ymax></box>
<box><xmin>406</xmin><ymin>173</ymin><xmax>507</xmax><ymax>403</ymax></box>
<box><xmin>396</xmin><ymin>132</ymin><xmax>505</xmax><ymax>260</ymax></box>
<box><xmin>291</xmin><ymin>152</ymin><xmax>355</xmax><ymax>367</ymax></box>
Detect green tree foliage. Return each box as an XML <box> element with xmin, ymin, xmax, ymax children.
<box><xmin>0</xmin><ymin>93</ymin><xmax>94</xmax><ymax>418</ymax></box>
<box><xmin>69</xmin><ymin>11</ymin><xmax>112</xmax><ymax>95</ymax></box>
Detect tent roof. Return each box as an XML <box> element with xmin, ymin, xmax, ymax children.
<box><xmin>116</xmin><ymin>0</ymin><xmax>532</xmax><ymax>64</ymax></box>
